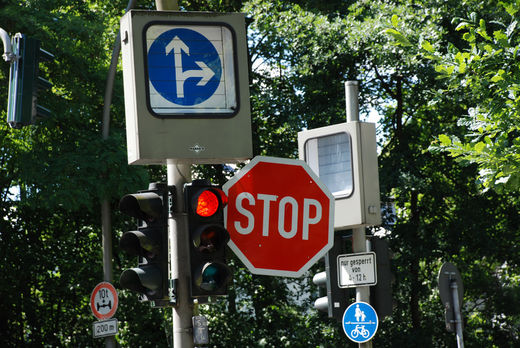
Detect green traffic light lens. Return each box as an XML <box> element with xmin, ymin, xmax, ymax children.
<box><xmin>201</xmin><ymin>265</ymin><xmax>219</xmax><ymax>291</ymax></box>
<box><xmin>199</xmin><ymin>262</ymin><xmax>231</xmax><ymax>291</ymax></box>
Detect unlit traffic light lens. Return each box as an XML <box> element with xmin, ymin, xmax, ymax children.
<box><xmin>200</xmin><ymin>229</ymin><xmax>217</xmax><ymax>252</ymax></box>
<box><xmin>194</xmin><ymin>225</ymin><xmax>229</xmax><ymax>253</ymax></box>
<box><xmin>198</xmin><ymin>262</ymin><xmax>232</xmax><ymax>291</ymax></box>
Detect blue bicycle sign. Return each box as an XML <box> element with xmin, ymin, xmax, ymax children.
<box><xmin>350</xmin><ymin>324</ymin><xmax>370</xmax><ymax>339</ymax></box>
<box><xmin>342</xmin><ymin>301</ymin><xmax>378</xmax><ymax>343</ymax></box>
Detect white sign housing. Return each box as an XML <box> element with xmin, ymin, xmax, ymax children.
<box><xmin>298</xmin><ymin>122</ymin><xmax>382</xmax><ymax>229</ymax></box>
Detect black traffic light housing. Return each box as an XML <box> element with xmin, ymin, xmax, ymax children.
<box><xmin>185</xmin><ymin>179</ymin><xmax>232</xmax><ymax>298</ymax></box>
<box><xmin>313</xmin><ymin>231</ymin><xmax>350</xmax><ymax>322</ymax></box>
<box><xmin>370</xmin><ymin>236</ymin><xmax>393</xmax><ymax>320</ymax></box>
<box><xmin>7</xmin><ymin>33</ymin><xmax>53</xmax><ymax>128</ymax></box>
<box><xmin>119</xmin><ymin>182</ymin><xmax>173</xmax><ymax>307</ymax></box>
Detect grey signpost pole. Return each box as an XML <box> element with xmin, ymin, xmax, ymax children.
<box><xmin>451</xmin><ymin>280</ymin><xmax>464</xmax><ymax>348</ymax></box>
<box><xmin>168</xmin><ymin>161</ymin><xmax>193</xmax><ymax>348</ymax></box>
<box><xmin>345</xmin><ymin>81</ymin><xmax>373</xmax><ymax>348</ymax></box>
<box><xmin>151</xmin><ymin>2</ymin><xmax>196</xmax><ymax>347</ymax></box>
<box><xmin>152</xmin><ymin>3</ymin><xmax>195</xmax><ymax>347</ymax></box>
<box><xmin>100</xmin><ymin>1</ymin><xmax>136</xmax><ymax>347</ymax></box>
<box><xmin>438</xmin><ymin>262</ymin><xmax>464</xmax><ymax>348</ymax></box>
<box><xmin>0</xmin><ymin>28</ymin><xmax>14</xmax><ymax>62</ymax></box>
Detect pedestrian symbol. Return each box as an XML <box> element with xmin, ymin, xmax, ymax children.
<box><xmin>342</xmin><ymin>301</ymin><xmax>378</xmax><ymax>343</ymax></box>
<box><xmin>355</xmin><ymin>303</ymin><xmax>366</xmax><ymax>321</ymax></box>
<box><xmin>145</xmin><ymin>24</ymin><xmax>238</xmax><ymax>116</ymax></box>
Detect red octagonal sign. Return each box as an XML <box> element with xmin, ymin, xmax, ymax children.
<box><xmin>223</xmin><ymin>156</ymin><xmax>334</xmax><ymax>277</ymax></box>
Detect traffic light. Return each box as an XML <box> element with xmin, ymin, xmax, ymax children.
<box><xmin>7</xmin><ymin>33</ymin><xmax>53</xmax><ymax>128</ymax></box>
<box><xmin>118</xmin><ymin>182</ymin><xmax>172</xmax><ymax>307</ymax></box>
<box><xmin>185</xmin><ymin>180</ymin><xmax>232</xmax><ymax>297</ymax></box>
<box><xmin>370</xmin><ymin>237</ymin><xmax>393</xmax><ymax>320</ymax></box>
<box><xmin>313</xmin><ymin>232</ymin><xmax>350</xmax><ymax>322</ymax></box>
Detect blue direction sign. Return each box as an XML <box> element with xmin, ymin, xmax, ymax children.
<box><xmin>342</xmin><ymin>301</ymin><xmax>378</xmax><ymax>343</ymax></box>
<box><xmin>148</xmin><ymin>28</ymin><xmax>222</xmax><ymax>107</ymax></box>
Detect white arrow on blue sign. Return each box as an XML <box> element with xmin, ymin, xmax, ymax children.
<box><xmin>145</xmin><ymin>24</ymin><xmax>237</xmax><ymax>115</ymax></box>
<box><xmin>342</xmin><ymin>301</ymin><xmax>378</xmax><ymax>343</ymax></box>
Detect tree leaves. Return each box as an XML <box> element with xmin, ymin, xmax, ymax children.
<box><xmin>1</xmin><ymin>0</ymin><xmax>520</xmax><ymax>347</ymax></box>
<box><xmin>385</xmin><ymin>28</ymin><xmax>412</xmax><ymax>47</ymax></box>
<box><xmin>424</xmin><ymin>7</ymin><xmax>520</xmax><ymax>191</ymax></box>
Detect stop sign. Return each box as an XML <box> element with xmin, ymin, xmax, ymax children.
<box><xmin>223</xmin><ymin>156</ymin><xmax>334</xmax><ymax>277</ymax></box>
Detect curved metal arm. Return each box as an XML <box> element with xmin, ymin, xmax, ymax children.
<box><xmin>0</xmin><ymin>27</ymin><xmax>14</xmax><ymax>62</ymax></box>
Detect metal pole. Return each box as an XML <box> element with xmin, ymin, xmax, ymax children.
<box><xmin>153</xmin><ymin>2</ymin><xmax>193</xmax><ymax>345</ymax></box>
<box><xmin>102</xmin><ymin>0</ymin><xmax>138</xmax><ymax>139</ymax></box>
<box><xmin>101</xmin><ymin>200</ymin><xmax>113</xmax><ymax>284</ymax></box>
<box><xmin>100</xmin><ymin>2</ymin><xmax>136</xmax><ymax>347</ymax></box>
<box><xmin>100</xmin><ymin>200</ymin><xmax>114</xmax><ymax>348</ymax></box>
<box><xmin>450</xmin><ymin>280</ymin><xmax>464</xmax><ymax>348</ymax></box>
<box><xmin>156</xmin><ymin>0</ymin><xmax>178</xmax><ymax>10</ymax></box>
<box><xmin>345</xmin><ymin>81</ymin><xmax>359</xmax><ymax>124</ymax></box>
<box><xmin>0</xmin><ymin>27</ymin><xmax>14</xmax><ymax>62</ymax></box>
<box><xmin>346</xmin><ymin>81</ymin><xmax>372</xmax><ymax>348</ymax></box>
<box><xmin>168</xmin><ymin>162</ymin><xmax>193</xmax><ymax>348</ymax></box>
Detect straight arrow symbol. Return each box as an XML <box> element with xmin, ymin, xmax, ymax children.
<box><xmin>165</xmin><ymin>36</ymin><xmax>216</xmax><ymax>98</ymax></box>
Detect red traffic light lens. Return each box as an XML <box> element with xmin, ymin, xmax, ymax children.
<box><xmin>196</xmin><ymin>190</ymin><xmax>220</xmax><ymax>217</ymax></box>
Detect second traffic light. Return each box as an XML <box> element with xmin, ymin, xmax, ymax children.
<box><xmin>313</xmin><ymin>232</ymin><xmax>350</xmax><ymax>322</ymax></box>
<box><xmin>119</xmin><ymin>182</ymin><xmax>172</xmax><ymax>307</ymax></box>
<box><xmin>7</xmin><ymin>33</ymin><xmax>53</xmax><ymax>128</ymax></box>
<box><xmin>185</xmin><ymin>180</ymin><xmax>232</xmax><ymax>298</ymax></box>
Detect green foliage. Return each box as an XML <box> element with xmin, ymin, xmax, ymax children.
<box><xmin>1</xmin><ymin>0</ymin><xmax>520</xmax><ymax>347</ymax></box>
<box><xmin>0</xmin><ymin>0</ymin><xmax>153</xmax><ymax>346</ymax></box>
<box><xmin>424</xmin><ymin>3</ymin><xmax>520</xmax><ymax>191</ymax></box>
<box><xmin>378</xmin><ymin>1</ymin><xmax>520</xmax><ymax>346</ymax></box>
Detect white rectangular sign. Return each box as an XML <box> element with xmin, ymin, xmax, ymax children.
<box><xmin>93</xmin><ymin>318</ymin><xmax>118</xmax><ymax>339</ymax></box>
<box><xmin>337</xmin><ymin>252</ymin><xmax>377</xmax><ymax>288</ymax></box>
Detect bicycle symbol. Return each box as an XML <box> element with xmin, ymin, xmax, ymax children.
<box><xmin>350</xmin><ymin>325</ymin><xmax>370</xmax><ymax>339</ymax></box>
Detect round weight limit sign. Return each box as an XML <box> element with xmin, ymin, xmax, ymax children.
<box><xmin>90</xmin><ymin>282</ymin><xmax>118</xmax><ymax>320</ymax></box>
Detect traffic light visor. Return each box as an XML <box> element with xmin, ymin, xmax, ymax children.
<box><xmin>119</xmin><ymin>230</ymin><xmax>160</xmax><ymax>258</ymax></box>
<box><xmin>120</xmin><ymin>265</ymin><xmax>162</xmax><ymax>295</ymax></box>
<box><xmin>119</xmin><ymin>192</ymin><xmax>163</xmax><ymax>221</ymax></box>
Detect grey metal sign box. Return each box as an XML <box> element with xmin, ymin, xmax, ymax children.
<box><xmin>120</xmin><ymin>10</ymin><xmax>252</xmax><ymax>164</ymax></box>
<box><xmin>298</xmin><ymin>122</ymin><xmax>381</xmax><ymax>229</ymax></box>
